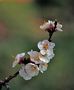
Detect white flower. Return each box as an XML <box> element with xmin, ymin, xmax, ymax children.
<box><xmin>28</xmin><ymin>50</ymin><xmax>42</xmax><ymax>64</ymax></box>
<box><xmin>38</xmin><ymin>40</ymin><xmax>55</xmax><ymax>55</ymax></box>
<box><xmin>38</xmin><ymin>40</ymin><xmax>55</xmax><ymax>63</ymax></box>
<box><xmin>39</xmin><ymin>62</ymin><xmax>48</xmax><ymax>73</ymax></box>
<box><xmin>12</xmin><ymin>53</ymin><xmax>25</xmax><ymax>68</ymax></box>
<box><xmin>25</xmin><ymin>63</ymin><xmax>39</xmax><ymax>77</ymax></box>
<box><xmin>40</xmin><ymin>20</ymin><xmax>54</xmax><ymax>30</ymax></box>
<box><xmin>40</xmin><ymin>20</ymin><xmax>63</xmax><ymax>31</ymax></box>
<box><xmin>19</xmin><ymin>63</ymin><xmax>39</xmax><ymax>80</ymax></box>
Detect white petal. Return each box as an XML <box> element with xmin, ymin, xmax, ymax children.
<box><xmin>15</xmin><ymin>53</ymin><xmax>25</xmax><ymax>60</ymax></box>
<box><xmin>28</xmin><ymin>50</ymin><xmax>38</xmax><ymax>58</ymax></box>
<box><xmin>57</xmin><ymin>23</ymin><xmax>62</xmax><ymax>28</ymax></box>
<box><xmin>40</xmin><ymin>22</ymin><xmax>50</xmax><ymax>30</ymax></box>
<box><xmin>48</xmin><ymin>20</ymin><xmax>55</xmax><ymax>27</ymax></box>
<box><xmin>48</xmin><ymin>20</ymin><xmax>54</xmax><ymax>24</ymax></box>
<box><xmin>40</xmin><ymin>50</ymin><xmax>47</xmax><ymax>55</ymax></box>
<box><xmin>12</xmin><ymin>53</ymin><xmax>25</xmax><ymax>68</ymax></box>
<box><xmin>47</xmin><ymin>49</ymin><xmax>55</xmax><ymax>58</ymax></box>
<box><xmin>56</xmin><ymin>23</ymin><xmax>63</xmax><ymax>31</ymax></box>
<box><xmin>12</xmin><ymin>60</ymin><xmax>19</xmax><ymax>68</ymax></box>
<box><xmin>47</xmin><ymin>49</ymin><xmax>54</xmax><ymax>55</ymax></box>
<box><xmin>39</xmin><ymin>62</ymin><xmax>48</xmax><ymax>73</ymax></box>
<box><xmin>25</xmin><ymin>63</ymin><xmax>39</xmax><ymax>77</ymax></box>
<box><xmin>20</xmin><ymin>53</ymin><xmax>25</xmax><ymax>56</ymax></box>
<box><xmin>19</xmin><ymin>66</ymin><xmax>32</xmax><ymax>80</ymax></box>
<box><xmin>47</xmin><ymin>53</ymin><xmax>55</xmax><ymax>60</ymax></box>
<box><xmin>56</xmin><ymin>28</ymin><xmax>63</xmax><ymax>31</ymax></box>
<box><xmin>42</xmin><ymin>40</ymin><xmax>49</xmax><ymax>45</ymax></box>
<box><xmin>39</xmin><ymin>54</ymin><xmax>51</xmax><ymax>63</ymax></box>
<box><xmin>48</xmin><ymin>20</ymin><xmax>51</xmax><ymax>24</ymax></box>
<box><xmin>40</xmin><ymin>25</ymin><xmax>44</xmax><ymax>30</ymax></box>
<box><xmin>48</xmin><ymin>42</ymin><xmax>55</xmax><ymax>49</ymax></box>
<box><xmin>37</xmin><ymin>41</ymin><xmax>43</xmax><ymax>50</ymax></box>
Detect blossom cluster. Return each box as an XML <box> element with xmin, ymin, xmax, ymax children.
<box><xmin>12</xmin><ymin>20</ymin><xmax>62</xmax><ymax>80</ymax></box>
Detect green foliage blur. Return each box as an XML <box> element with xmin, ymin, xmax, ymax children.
<box><xmin>0</xmin><ymin>0</ymin><xmax>74</xmax><ymax>90</ymax></box>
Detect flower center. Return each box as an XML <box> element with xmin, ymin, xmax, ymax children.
<box><xmin>43</xmin><ymin>63</ymin><xmax>48</xmax><ymax>67</ymax></box>
<box><xmin>31</xmin><ymin>65</ymin><xmax>37</xmax><ymax>72</ymax></box>
<box><xmin>43</xmin><ymin>44</ymin><xmax>48</xmax><ymax>50</ymax></box>
<box><xmin>31</xmin><ymin>55</ymin><xmax>40</xmax><ymax>62</ymax></box>
<box><xmin>35</xmin><ymin>55</ymin><xmax>40</xmax><ymax>61</ymax></box>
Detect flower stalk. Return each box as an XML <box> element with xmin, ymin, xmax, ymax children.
<box><xmin>48</xmin><ymin>20</ymin><xmax>57</xmax><ymax>42</ymax></box>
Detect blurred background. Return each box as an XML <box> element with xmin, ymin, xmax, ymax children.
<box><xmin>0</xmin><ymin>0</ymin><xmax>74</xmax><ymax>90</ymax></box>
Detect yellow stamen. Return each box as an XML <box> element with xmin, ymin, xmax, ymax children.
<box><xmin>31</xmin><ymin>65</ymin><xmax>37</xmax><ymax>71</ymax></box>
<box><xmin>43</xmin><ymin>44</ymin><xmax>48</xmax><ymax>50</ymax></box>
<box><xmin>44</xmin><ymin>63</ymin><xmax>48</xmax><ymax>67</ymax></box>
<box><xmin>31</xmin><ymin>54</ymin><xmax>40</xmax><ymax>61</ymax></box>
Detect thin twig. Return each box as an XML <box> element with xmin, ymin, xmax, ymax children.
<box><xmin>0</xmin><ymin>71</ymin><xmax>19</xmax><ymax>90</ymax></box>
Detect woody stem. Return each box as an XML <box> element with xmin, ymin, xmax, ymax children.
<box><xmin>48</xmin><ymin>20</ymin><xmax>57</xmax><ymax>42</ymax></box>
<box><xmin>0</xmin><ymin>71</ymin><xmax>19</xmax><ymax>90</ymax></box>
<box><xmin>48</xmin><ymin>31</ymin><xmax>54</xmax><ymax>42</ymax></box>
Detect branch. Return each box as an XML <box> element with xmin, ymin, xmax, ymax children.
<box><xmin>0</xmin><ymin>71</ymin><xmax>19</xmax><ymax>90</ymax></box>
